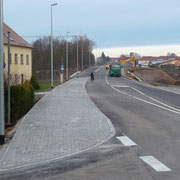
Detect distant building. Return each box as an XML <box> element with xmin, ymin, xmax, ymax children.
<box><xmin>138</xmin><ymin>56</ymin><xmax>177</xmax><ymax>67</ymax></box>
<box><xmin>3</xmin><ymin>23</ymin><xmax>33</xmax><ymax>84</ymax></box>
<box><xmin>155</xmin><ymin>59</ymin><xmax>180</xmax><ymax>68</ymax></box>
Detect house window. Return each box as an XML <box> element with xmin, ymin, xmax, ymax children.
<box><xmin>26</xmin><ymin>55</ymin><xmax>29</xmax><ymax>65</ymax></box>
<box><xmin>21</xmin><ymin>54</ymin><xmax>24</xmax><ymax>65</ymax></box>
<box><xmin>15</xmin><ymin>54</ymin><xmax>18</xmax><ymax>64</ymax></box>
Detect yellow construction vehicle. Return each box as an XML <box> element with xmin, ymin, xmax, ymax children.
<box><xmin>106</xmin><ymin>64</ymin><xmax>110</xmax><ymax>70</ymax></box>
<box><xmin>120</xmin><ymin>56</ymin><xmax>136</xmax><ymax>71</ymax></box>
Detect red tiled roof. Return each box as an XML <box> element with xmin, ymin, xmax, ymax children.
<box><xmin>3</xmin><ymin>23</ymin><xmax>33</xmax><ymax>48</ymax></box>
<box><xmin>139</xmin><ymin>56</ymin><xmax>158</xmax><ymax>61</ymax></box>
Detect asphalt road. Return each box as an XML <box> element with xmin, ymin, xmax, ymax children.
<box><xmin>1</xmin><ymin>65</ymin><xmax>180</xmax><ymax>180</ymax></box>
<box><xmin>86</xmin><ymin>66</ymin><xmax>180</xmax><ymax>180</ymax></box>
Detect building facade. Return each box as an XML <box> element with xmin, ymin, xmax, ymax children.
<box><xmin>3</xmin><ymin>23</ymin><xmax>33</xmax><ymax>84</ymax></box>
<box><xmin>155</xmin><ymin>59</ymin><xmax>180</xmax><ymax>68</ymax></box>
<box><xmin>138</xmin><ymin>56</ymin><xmax>179</xmax><ymax>67</ymax></box>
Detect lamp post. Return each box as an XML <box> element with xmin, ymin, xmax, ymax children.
<box><xmin>51</xmin><ymin>2</ymin><xmax>58</xmax><ymax>89</ymax></box>
<box><xmin>0</xmin><ymin>0</ymin><xmax>4</xmax><ymax>145</ymax></box>
<box><xmin>66</xmin><ymin>31</ymin><xmax>70</xmax><ymax>80</ymax></box>
<box><xmin>96</xmin><ymin>45</ymin><xmax>98</xmax><ymax>63</ymax></box>
<box><xmin>89</xmin><ymin>41</ymin><xmax>91</xmax><ymax>67</ymax></box>
<box><xmin>7</xmin><ymin>32</ymin><xmax>11</xmax><ymax>125</ymax></box>
<box><xmin>89</xmin><ymin>49</ymin><xmax>91</xmax><ymax>67</ymax></box>
<box><xmin>77</xmin><ymin>37</ymin><xmax>79</xmax><ymax>72</ymax></box>
<box><xmin>81</xmin><ymin>36</ymin><xmax>84</xmax><ymax>71</ymax></box>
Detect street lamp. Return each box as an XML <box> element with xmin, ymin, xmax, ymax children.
<box><xmin>51</xmin><ymin>2</ymin><xmax>58</xmax><ymax>89</ymax></box>
<box><xmin>81</xmin><ymin>36</ymin><xmax>84</xmax><ymax>71</ymax></box>
<box><xmin>7</xmin><ymin>32</ymin><xmax>11</xmax><ymax>125</ymax></box>
<box><xmin>0</xmin><ymin>0</ymin><xmax>4</xmax><ymax>145</ymax></box>
<box><xmin>66</xmin><ymin>31</ymin><xmax>70</xmax><ymax>80</ymax></box>
<box><xmin>89</xmin><ymin>41</ymin><xmax>91</xmax><ymax>67</ymax></box>
<box><xmin>89</xmin><ymin>49</ymin><xmax>91</xmax><ymax>67</ymax></box>
<box><xmin>77</xmin><ymin>37</ymin><xmax>79</xmax><ymax>72</ymax></box>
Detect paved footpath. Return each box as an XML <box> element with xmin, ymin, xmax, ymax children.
<box><xmin>0</xmin><ymin>77</ymin><xmax>115</xmax><ymax>172</ymax></box>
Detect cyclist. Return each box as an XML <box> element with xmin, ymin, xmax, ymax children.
<box><xmin>90</xmin><ymin>72</ymin><xmax>94</xmax><ymax>81</ymax></box>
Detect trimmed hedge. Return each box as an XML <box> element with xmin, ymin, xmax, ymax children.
<box><xmin>4</xmin><ymin>83</ymin><xmax>34</xmax><ymax>124</ymax></box>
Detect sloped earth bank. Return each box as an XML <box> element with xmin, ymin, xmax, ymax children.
<box><xmin>133</xmin><ymin>68</ymin><xmax>180</xmax><ymax>86</ymax></box>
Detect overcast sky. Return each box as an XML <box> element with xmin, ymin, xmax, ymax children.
<box><xmin>4</xmin><ymin>0</ymin><xmax>180</xmax><ymax>56</ymax></box>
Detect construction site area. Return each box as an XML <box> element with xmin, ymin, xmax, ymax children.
<box><xmin>133</xmin><ymin>68</ymin><xmax>180</xmax><ymax>86</ymax></box>
<box><xmin>109</xmin><ymin>56</ymin><xmax>180</xmax><ymax>87</ymax></box>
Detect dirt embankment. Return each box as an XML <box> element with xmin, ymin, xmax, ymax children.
<box><xmin>132</xmin><ymin>68</ymin><xmax>180</xmax><ymax>86</ymax></box>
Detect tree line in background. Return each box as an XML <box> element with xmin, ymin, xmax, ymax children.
<box><xmin>32</xmin><ymin>36</ymin><xmax>95</xmax><ymax>81</ymax></box>
<box><xmin>119</xmin><ymin>52</ymin><xmax>141</xmax><ymax>60</ymax></box>
<box><xmin>97</xmin><ymin>52</ymin><xmax>110</xmax><ymax>64</ymax></box>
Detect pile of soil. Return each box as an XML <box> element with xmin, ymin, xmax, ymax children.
<box><xmin>133</xmin><ymin>68</ymin><xmax>177</xmax><ymax>86</ymax></box>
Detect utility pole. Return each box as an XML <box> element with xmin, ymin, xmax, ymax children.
<box><xmin>0</xmin><ymin>0</ymin><xmax>4</xmax><ymax>145</ymax></box>
<box><xmin>81</xmin><ymin>36</ymin><xmax>84</xmax><ymax>71</ymax></box>
<box><xmin>89</xmin><ymin>50</ymin><xmax>91</xmax><ymax>67</ymax></box>
<box><xmin>51</xmin><ymin>3</ymin><xmax>58</xmax><ymax>89</ymax></box>
<box><xmin>66</xmin><ymin>32</ymin><xmax>70</xmax><ymax>80</ymax></box>
<box><xmin>77</xmin><ymin>38</ymin><xmax>78</xmax><ymax>72</ymax></box>
<box><xmin>95</xmin><ymin>45</ymin><xmax>98</xmax><ymax>64</ymax></box>
<box><xmin>89</xmin><ymin>41</ymin><xmax>91</xmax><ymax>67</ymax></box>
<box><xmin>51</xmin><ymin>4</ymin><xmax>53</xmax><ymax>88</ymax></box>
<box><xmin>7</xmin><ymin>32</ymin><xmax>11</xmax><ymax>125</ymax></box>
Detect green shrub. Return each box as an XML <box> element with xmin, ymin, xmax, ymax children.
<box><xmin>24</xmin><ymin>80</ymin><xmax>30</xmax><ymax>85</ymax></box>
<box><xmin>4</xmin><ymin>84</ymin><xmax>34</xmax><ymax>124</ymax></box>
<box><xmin>30</xmin><ymin>75</ymin><xmax>40</xmax><ymax>90</ymax></box>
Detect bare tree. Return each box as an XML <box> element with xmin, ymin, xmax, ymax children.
<box><xmin>167</xmin><ymin>52</ymin><xmax>177</xmax><ymax>57</ymax></box>
<box><xmin>32</xmin><ymin>37</ymin><xmax>95</xmax><ymax>81</ymax></box>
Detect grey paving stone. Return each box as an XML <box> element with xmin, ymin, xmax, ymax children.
<box><xmin>0</xmin><ymin>78</ymin><xmax>115</xmax><ymax>171</ymax></box>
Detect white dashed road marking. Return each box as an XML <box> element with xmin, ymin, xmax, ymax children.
<box><xmin>140</xmin><ymin>156</ymin><xmax>171</xmax><ymax>172</ymax></box>
<box><xmin>116</xmin><ymin>136</ymin><xmax>137</xmax><ymax>146</ymax></box>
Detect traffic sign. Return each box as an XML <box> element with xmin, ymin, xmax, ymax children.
<box><xmin>60</xmin><ymin>65</ymin><xmax>64</xmax><ymax>70</ymax></box>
